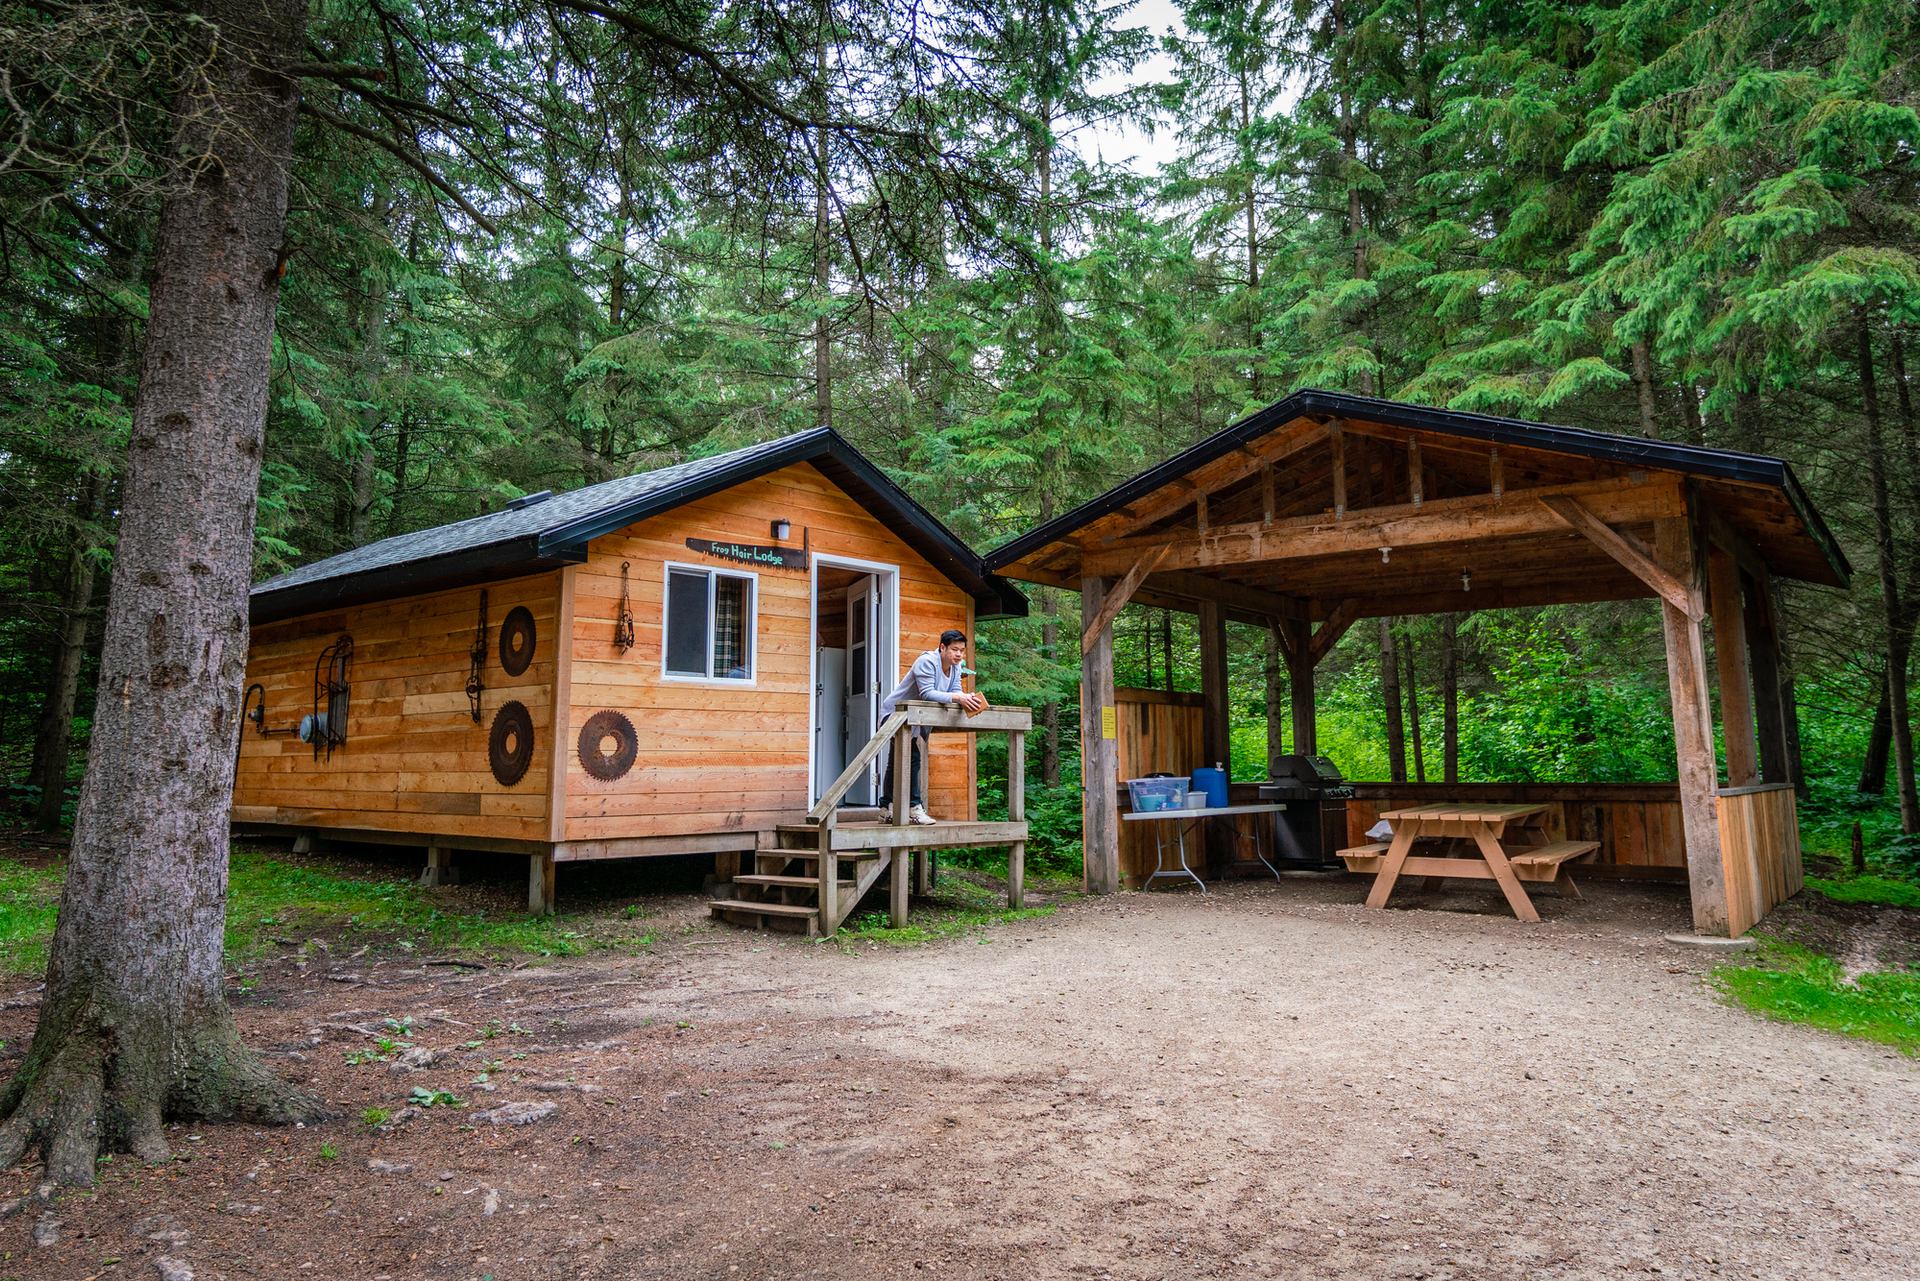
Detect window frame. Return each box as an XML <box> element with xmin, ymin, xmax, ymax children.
<box><xmin>659</xmin><ymin>560</ymin><xmax>760</xmax><ymax>685</ymax></box>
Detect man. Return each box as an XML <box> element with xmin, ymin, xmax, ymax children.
<box><xmin>878</xmin><ymin>628</ymin><xmax>988</xmax><ymax>824</ymax></box>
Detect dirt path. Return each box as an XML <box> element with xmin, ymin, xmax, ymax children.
<box><xmin>5</xmin><ymin>877</ymin><xmax>1917</xmax><ymax>1280</ymax></box>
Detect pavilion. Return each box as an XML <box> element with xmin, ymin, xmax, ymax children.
<box><xmin>987</xmin><ymin>390</ymin><xmax>1850</xmax><ymax>937</ymax></box>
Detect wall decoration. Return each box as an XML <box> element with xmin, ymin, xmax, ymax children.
<box><xmin>466</xmin><ymin>589</ymin><xmax>489</xmax><ymax>722</ymax></box>
<box><xmin>489</xmin><ymin>700</ymin><xmax>535</xmax><ymax>786</ymax></box>
<box><xmin>614</xmin><ymin>561</ymin><xmax>636</xmax><ymax>652</ymax></box>
<box><xmin>499</xmin><ymin>604</ymin><xmax>536</xmax><ymax>676</ymax></box>
<box><xmin>578</xmin><ymin>710</ymin><xmax>639</xmax><ymax>781</ymax></box>
<box><xmin>684</xmin><ymin>536</ymin><xmax>807</xmax><ymax>571</ymax></box>
<box><xmin>306</xmin><ymin>634</ymin><xmax>353</xmax><ymax>761</ymax></box>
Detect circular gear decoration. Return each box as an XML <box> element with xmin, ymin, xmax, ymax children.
<box><xmin>577</xmin><ymin>710</ymin><xmax>639</xmax><ymax>782</ymax></box>
<box><xmin>488</xmin><ymin>700</ymin><xmax>535</xmax><ymax>786</ymax></box>
<box><xmin>498</xmin><ymin>605</ymin><xmax>536</xmax><ymax>677</ymax></box>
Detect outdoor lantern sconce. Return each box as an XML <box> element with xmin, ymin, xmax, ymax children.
<box><xmin>771</xmin><ymin>518</ymin><xmax>791</xmax><ymax>541</ymax></box>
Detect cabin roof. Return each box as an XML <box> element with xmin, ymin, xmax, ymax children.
<box><xmin>253</xmin><ymin>428</ymin><xmax>1028</xmax><ymax>623</ymax></box>
<box><xmin>986</xmin><ymin>389</ymin><xmax>1848</xmax><ymax>621</ymax></box>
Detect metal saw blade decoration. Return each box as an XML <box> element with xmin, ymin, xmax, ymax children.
<box><xmin>577</xmin><ymin>709</ymin><xmax>639</xmax><ymax>782</ymax></box>
<box><xmin>488</xmin><ymin>700</ymin><xmax>535</xmax><ymax>786</ymax></box>
<box><xmin>499</xmin><ymin>605</ymin><xmax>536</xmax><ymax>677</ymax></box>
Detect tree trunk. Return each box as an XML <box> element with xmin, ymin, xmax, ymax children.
<box><xmin>345</xmin><ymin>192</ymin><xmax>392</xmax><ymax>545</ymax></box>
<box><xmin>1681</xmin><ymin>382</ymin><xmax>1705</xmax><ymax>443</ymax></box>
<box><xmin>1402</xmin><ymin>625</ymin><xmax>1425</xmax><ymax>783</ymax></box>
<box><xmin>1160</xmin><ymin>609</ymin><xmax>1174</xmax><ymax>691</ymax></box>
<box><xmin>1630</xmin><ymin>339</ymin><xmax>1660</xmax><ymax>439</ymax></box>
<box><xmin>812</xmin><ymin>17</ymin><xmax>832</xmax><ymax>430</ymax></box>
<box><xmin>1441</xmin><ymin>612</ymin><xmax>1459</xmax><ymax>784</ymax></box>
<box><xmin>1861</xmin><ymin>679</ymin><xmax>1892</xmax><ymax>794</ymax></box>
<box><xmin>1240</xmin><ymin>68</ymin><xmax>1260</xmax><ymax>401</ymax></box>
<box><xmin>1334</xmin><ymin>0</ymin><xmax>1373</xmax><ymax>395</ymax></box>
<box><xmin>1379</xmin><ymin>618</ymin><xmax>1406</xmax><ymax>782</ymax></box>
<box><xmin>28</xmin><ymin>473</ymin><xmax>107</xmax><ymax>831</ymax></box>
<box><xmin>1859</xmin><ymin>318</ymin><xmax>1920</xmax><ymax>832</ymax></box>
<box><xmin>1264</xmin><ymin>625</ymin><xmax>1285</xmax><ymax>774</ymax></box>
<box><xmin>0</xmin><ymin>0</ymin><xmax>328</xmax><ymax>1186</ymax></box>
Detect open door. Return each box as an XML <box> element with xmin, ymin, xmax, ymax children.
<box><xmin>809</xmin><ymin>559</ymin><xmax>897</xmax><ymax>808</ymax></box>
<box><xmin>843</xmin><ymin>576</ymin><xmax>878</xmax><ymax>804</ymax></box>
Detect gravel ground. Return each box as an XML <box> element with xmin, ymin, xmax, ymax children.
<box><xmin>4</xmin><ymin>873</ymin><xmax>1917</xmax><ymax>1280</ymax></box>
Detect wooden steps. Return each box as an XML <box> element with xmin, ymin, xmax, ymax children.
<box><xmin>709</xmin><ymin>823</ymin><xmax>895</xmax><ymax>936</ymax></box>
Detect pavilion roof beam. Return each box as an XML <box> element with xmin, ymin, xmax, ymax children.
<box><xmin>1079</xmin><ymin>546</ymin><xmax>1169</xmax><ymax>654</ymax></box>
<box><xmin>1540</xmin><ymin>493</ymin><xmax>1700</xmax><ymax>621</ymax></box>
<box><xmin>1086</xmin><ymin>418</ymin><xmax>1331</xmax><ymax>544</ymax></box>
<box><xmin>1080</xmin><ymin>474</ymin><xmax>1686</xmax><ymax>578</ymax></box>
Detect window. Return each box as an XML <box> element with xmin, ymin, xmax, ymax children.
<box><xmin>663</xmin><ymin>565</ymin><xmax>756</xmax><ymax>681</ymax></box>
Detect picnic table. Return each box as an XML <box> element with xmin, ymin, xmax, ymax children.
<box><xmin>1337</xmin><ymin>802</ymin><xmax>1597</xmax><ymax>922</ymax></box>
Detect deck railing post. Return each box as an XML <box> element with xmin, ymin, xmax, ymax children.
<box><xmin>1008</xmin><ymin>729</ymin><xmax>1027</xmax><ymax>908</ymax></box>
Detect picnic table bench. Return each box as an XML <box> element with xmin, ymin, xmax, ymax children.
<box><xmin>1338</xmin><ymin>802</ymin><xmax>1598</xmax><ymax>922</ymax></box>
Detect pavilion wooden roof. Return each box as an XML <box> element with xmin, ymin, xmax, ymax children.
<box><xmin>987</xmin><ymin>390</ymin><xmax>1848</xmax><ymax>625</ymax></box>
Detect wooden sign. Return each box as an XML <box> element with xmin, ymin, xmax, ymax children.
<box><xmin>685</xmin><ymin>537</ymin><xmax>807</xmax><ymax>571</ymax></box>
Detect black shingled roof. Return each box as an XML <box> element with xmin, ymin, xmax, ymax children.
<box><xmin>986</xmin><ymin>388</ymin><xmax>1850</xmax><ymax>585</ymax></box>
<box><xmin>252</xmin><ymin>429</ymin><xmax>1028</xmax><ymax>623</ymax></box>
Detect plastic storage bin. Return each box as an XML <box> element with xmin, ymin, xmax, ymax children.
<box><xmin>1127</xmin><ymin>776</ymin><xmax>1190</xmax><ymax>813</ymax></box>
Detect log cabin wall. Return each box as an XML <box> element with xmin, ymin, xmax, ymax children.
<box><xmin>234</xmin><ymin>571</ymin><xmax>560</xmax><ymax>842</ymax></box>
<box><xmin>560</xmin><ymin>460</ymin><xmax>977</xmax><ymax>845</ymax></box>
<box><xmin>1347</xmin><ymin>782</ymin><xmax>1687</xmax><ymax>880</ymax></box>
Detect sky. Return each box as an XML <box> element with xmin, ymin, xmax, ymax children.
<box><xmin>1080</xmin><ymin>0</ymin><xmax>1187</xmax><ymax>176</ymax></box>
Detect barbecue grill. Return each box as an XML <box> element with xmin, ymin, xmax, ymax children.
<box><xmin>1258</xmin><ymin>754</ymin><xmax>1354</xmax><ymax>869</ymax></box>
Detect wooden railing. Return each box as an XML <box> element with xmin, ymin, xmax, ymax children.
<box><xmin>1715</xmin><ymin>783</ymin><xmax>1802</xmax><ymax>935</ymax></box>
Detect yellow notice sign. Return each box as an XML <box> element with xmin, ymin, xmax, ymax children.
<box><xmin>1101</xmin><ymin>706</ymin><xmax>1117</xmax><ymax>740</ymax></box>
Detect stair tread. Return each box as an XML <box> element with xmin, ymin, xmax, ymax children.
<box><xmin>736</xmin><ymin>874</ymin><xmax>854</xmax><ymax>890</ymax></box>
<box><xmin>708</xmin><ymin>899</ymin><xmax>820</xmax><ymax>919</ymax></box>
<box><xmin>758</xmin><ymin>849</ymin><xmax>882</xmax><ymax>861</ymax></box>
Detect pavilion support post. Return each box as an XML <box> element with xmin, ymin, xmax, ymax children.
<box><xmin>1707</xmin><ymin>543</ymin><xmax>1759</xmax><ymax>787</ymax></box>
<box><xmin>1199</xmin><ymin>599</ymin><xmax>1232</xmax><ymax>870</ymax></box>
<box><xmin>1656</xmin><ymin>513</ymin><xmax>1730</xmax><ymax>935</ymax></box>
<box><xmin>1743</xmin><ymin>567</ymin><xmax>1796</xmax><ymax>789</ymax></box>
<box><xmin>1285</xmin><ymin>615</ymin><xmax>1316</xmax><ymax>755</ymax></box>
<box><xmin>1080</xmin><ymin>575</ymin><xmax>1120</xmax><ymax>895</ymax></box>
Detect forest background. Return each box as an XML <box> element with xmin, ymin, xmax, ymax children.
<box><xmin>3</xmin><ymin>0</ymin><xmax>1918</xmax><ymax>879</ymax></box>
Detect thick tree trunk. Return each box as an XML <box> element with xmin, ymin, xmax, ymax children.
<box><xmin>1860</xmin><ymin>319</ymin><xmax>1920</xmax><ymax>832</ymax></box>
<box><xmin>1379</xmin><ymin>618</ymin><xmax>1406</xmax><ymax>782</ymax></box>
<box><xmin>1441</xmin><ymin>612</ymin><xmax>1459</xmax><ymax>784</ymax></box>
<box><xmin>1265</xmin><ymin>625</ymin><xmax>1285</xmax><ymax>775</ymax></box>
<box><xmin>1630</xmin><ymin>340</ymin><xmax>1660</xmax><ymax>439</ymax></box>
<box><xmin>1402</xmin><ymin>626</ymin><xmax>1425</xmax><ymax>783</ymax></box>
<box><xmin>812</xmin><ymin>17</ymin><xmax>832</xmax><ymax>430</ymax></box>
<box><xmin>0</xmin><ymin>0</ymin><xmax>327</xmax><ymax>1187</ymax></box>
<box><xmin>28</xmin><ymin>474</ymin><xmax>106</xmax><ymax>831</ymax></box>
<box><xmin>345</xmin><ymin>194</ymin><xmax>392</xmax><ymax>545</ymax></box>
<box><xmin>1861</xmin><ymin>679</ymin><xmax>1892</xmax><ymax>794</ymax></box>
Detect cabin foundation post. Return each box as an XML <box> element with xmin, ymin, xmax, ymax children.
<box><xmin>1656</xmin><ymin>513</ymin><xmax>1730</xmax><ymax>936</ymax></box>
<box><xmin>291</xmin><ymin>830</ymin><xmax>315</xmax><ymax>855</ymax></box>
<box><xmin>528</xmin><ymin>847</ymin><xmax>557</xmax><ymax>915</ymax></box>
<box><xmin>420</xmin><ymin>843</ymin><xmax>456</xmax><ymax>887</ymax></box>
<box><xmin>1080</xmin><ymin>576</ymin><xmax>1119</xmax><ymax>894</ymax></box>
<box><xmin>914</xmin><ymin>850</ymin><xmax>934</xmax><ymax>895</ymax></box>
<box><xmin>889</xmin><ymin>850</ymin><xmax>909</xmax><ymax>927</ymax></box>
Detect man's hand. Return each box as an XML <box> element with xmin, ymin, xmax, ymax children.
<box><xmin>960</xmin><ymin>691</ymin><xmax>989</xmax><ymax>714</ymax></box>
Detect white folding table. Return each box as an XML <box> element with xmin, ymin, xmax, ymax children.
<box><xmin>1122</xmin><ymin>802</ymin><xmax>1287</xmax><ymax>892</ymax></box>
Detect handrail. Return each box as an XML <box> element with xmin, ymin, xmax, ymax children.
<box><xmin>808</xmin><ymin>707</ymin><xmax>912</xmax><ymax>822</ymax></box>
<box><xmin>805</xmin><ymin>701</ymin><xmax>1035</xmax><ymax>824</ymax></box>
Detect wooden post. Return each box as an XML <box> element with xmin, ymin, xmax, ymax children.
<box><xmin>889</xmin><ymin>849</ymin><xmax>909</xmax><ymax>926</ymax></box>
<box><xmin>1285</xmin><ymin>615</ymin><xmax>1316</xmax><ymax>755</ymax></box>
<box><xmin>820</xmin><ymin>848</ymin><xmax>839</xmax><ymax>932</ymax></box>
<box><xmin>1080</xmin><ymin>576</ymin><xmax>1120</xmax><ymax>895</ymax></box>
<box><xmin>1656</xmin><ymin>513</ymin><xmax>1730</xmax><ymax>935</ymax></box>
<box><xmin>1199</xmin><ymin>598</ymin><xmax>1231</xmax><ymax>870</ymax></box>
<box><xmin>1330</xmin><ymin>421</ymin><xmax>1347</xmax><ymax>518</ymax></box>
<box><xmin>892</xmin><ymin>725</ymin><xmax>911</xmax><ymax>825</ymax></box>
<box><xmin>1008</xmin><ymin>730</ymin><xmax>1027</xmax><ymax>909</ymax></box>
<box><xmin>420</xmin><ymin>843</ymin><xmax>455</xmax><ymax>887</ymax></box>
<box><xmin>1706</xmin><ymin>544</ymin><xmax>1759</xmax><ymax>787</ymax></box>
<box><xmin>529</xmin><ymin>847</ymin><xmax>557</xmax><ymax>915</ymax></box>
<box><xmin>1742</xmin><ymin>567</ymin><xmax>1794</xmax><ymax>788</ymax></box>
<box><xmin>915</xmin><ymin>850</ymin><xmax>933</xmax><ymax>895</ymax></box>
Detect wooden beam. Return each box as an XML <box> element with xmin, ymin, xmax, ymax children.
<box><xmin>1082</xmin><ymin>474</ymin><xmax>1685</xmax><ymax>576</ymax></box>
<box><xmin>1539</xmin><ymin>493</ymin><xmax>1700</xmax><ymax>620</ymax></box>
<box><xmin>1331</xmin><ymin>422</ymin><xmax>1347</xmax><ymax>517</ymax></box>
<box><xmin>1262</xmin><ymin>465</ymin><xmax>1276</xmax><ymax>525</ymax></box>
<box><xmin>1284</xmin><ymin>615</ymin><xmax>1316</xmax><ymax>754</ymax></box>
<box><xmin>1196</xmin><ymin>491</ymin><xmax>1210</xmax><ymax>533</ymax></box>
<box><xmin>1408</xmin><ymin>438</ymin><xmax>1424</xmax><ymax>506</ymax></box>
<box><xmin>1080</xmin><ymin>545</ymin><xmax>1170</xmax><ymax>654</ymax></box>
<box><xmin>1088</xmin><ymin>419</ymin><xmax>1331</xmax><ymax>543</ymax></box>
<box><xmin>1489</xmin><ymin>447</ymin><xmax>1503</xmax><ymax>498</ymax></box>
<box><xmin>1708</xmin><ymin>545</ymin><xmax>1759</xmax><ymax>787</ymax></box>
<box><xmin>1656</xmin><ymin>513</ymin><xmax>1730</xmax><ymax>936</ymax></box>
<box><xmin>1080</xmin><ymin>575</ymin><xmax>1120</xmax><ymax>895</ymax></box>
<box><xmin>1308</xmin><ymin>600</ymin><xmax>1363</xmax><ymax>666</ymax></box>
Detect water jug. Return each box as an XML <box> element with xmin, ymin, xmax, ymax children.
<box><xmin>1190</xmin><ymin>763</ymin><xmax>1229</xmax><ymax>809</ymax></box>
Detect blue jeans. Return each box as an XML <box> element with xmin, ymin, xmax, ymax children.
<box><xmin>878</xmin><ymin>735</ymin><xmax>924</xmax><ymax>808</ymax></box>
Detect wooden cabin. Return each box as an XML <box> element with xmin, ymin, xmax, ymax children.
<box><xmin>236</xmin><ymin>429</ymin><xmax>1028</xmax><ymax>915</ymax></box>
<box><xmin>988</xmin><ymin>389</ymin><xmax>1850</xmax><ymax>938</ymax></box>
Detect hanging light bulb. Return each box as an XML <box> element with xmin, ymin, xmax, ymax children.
<box><xmin>1380</xmin><ymin>546</ymin><xmax>1392</xmax><ymax>564</ymax></box>
<box><xmin>1461</xmin><ymin>568</ymin><xmax>1473</xmax><ymax>592</ymax></box>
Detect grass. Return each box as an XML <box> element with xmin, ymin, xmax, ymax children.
<box><xmin>1806</xmin><ymin>874</ymin><xmax>1920</xmax><ymax>911</ymax></box>
<box><xmin>1715</xmin><ymin>941</ymin><xmax>1920</xmax><ymax>1056</ymax></box>
<box><xmin>835</xmin><ymin>870</ymin><xmax>1056</xmax><ymax>947</ymax></box>
<box><xmin>0</xmin><ymin>845</ymin><xmax>656</xmax><ymax>977</ymax></box>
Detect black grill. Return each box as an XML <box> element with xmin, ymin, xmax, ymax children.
<box><xmin>1259</xmin><ymin>755</ymin><xmax>1353</xmax><ymax>868</ymax></box>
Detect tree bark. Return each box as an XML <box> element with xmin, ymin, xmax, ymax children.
<box><xmin>1379</xmin><ymin>618</ymin><xmax>1406</xmax><ymax>782</ymax></box>
<box><xmin>812</xmin><ymin>10</ymin><xmax>832</xmax><ymax>430</ymax></box>
<box><xmin>1630</xmin><ymin>339</ymin><xmax>1660</xmax><ymax>439</ymax></box>
<box><xmin>1402</xmin><ymin>625</ymin><xmax>1425</xmax><ymax>783</ymax></box>
<box><xmin>0</xmin><ymin>0</ymin><xmax>328</xmax><ymax>1187</ymax></box>
<box><xmin>1860</xmin><ymin>318</ymin><xmax>1920</xmax><ymax>831</ymax></box>
<box><xmin>345</xmin><ymin>192</ymin><xmax>392</xmax><ymax>545</ymax></box>
<box><xmin>1265</xmin><ymin>624</ymin><xmax>1285</xmax><ymax>775</ymax></box>
<box><xmin>1441</xmin><ymin>612</ymin><xmax>1459</xmax><ymax>784</ymax></box>
<box><xmin>1860</xmin><ymin>678</ymin><xmax>1892</xmax><ymax>794</ymax></box>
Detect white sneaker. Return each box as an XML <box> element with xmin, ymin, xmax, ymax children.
<box><xmin>908</xmin><ymin>804</ymin><xmax>938</xmax><ymax>826</ymax></box>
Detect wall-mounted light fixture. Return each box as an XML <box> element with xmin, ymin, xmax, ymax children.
<box><xmin>1461</xmin><ymin>568</ymin><xmax>1473</xmax><ymax>592</ymax></box>
<box><xmin>771</xmin><ymin>518</ymin><xmax>791</xmax><ymax>541</ymax></box>
<box><xmin>1380</xmin><ymin>546</ymin><xmax>1392</xmax><ymax>564</ymax></box>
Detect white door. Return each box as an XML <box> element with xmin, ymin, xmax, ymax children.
<box><xmin>843</xmin><ymin>577</ymin><xmax>878</xmax><ymax>804</ymax></box>
<box><xmin>814</xmin><ymin>647</ymin><xmax>847</xmax><ymax>800</ymax></box>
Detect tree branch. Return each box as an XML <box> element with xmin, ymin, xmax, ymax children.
<box><xmin>298</xmin><ymin>102</ymin><xmax>499</xmax><ymax>235</ymax></box>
